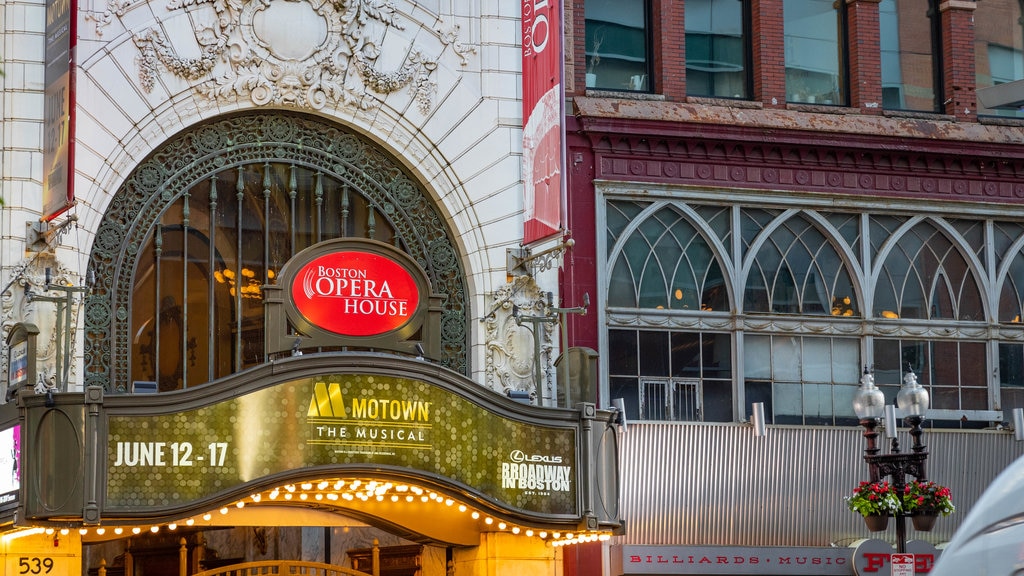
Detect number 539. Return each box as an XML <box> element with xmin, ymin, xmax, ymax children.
<box><xmin>18</xmin><ymin>557</ymin><xmax>54</xmax><ymax>574</ymax></box>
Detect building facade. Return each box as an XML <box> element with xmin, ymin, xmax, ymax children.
<box><xmin>565</xmin><ymin>0</ymin><xmax>1024</xmax><ymax>574</ymax></box>
<box><xmin>0</xmin><ymin>1</ymin><xmax>622</xmax><ymax>575</ymax></box>
<box><xmin>5</xmin><ymin>0</ymin><xmax>1024</xmax><ymax>575</ymax></box>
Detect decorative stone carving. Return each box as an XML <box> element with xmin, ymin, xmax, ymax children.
<box><xmin>0</xmin><ymin>255</ymin><xmax>80</xmax><ymax>400</ymax></box>
<box><xmin>126</xmin><ymin>0</ymin><xmax>471</xmax><ymax>112</ymax></box>
<box><xmin>483</xmin><ymin>279</ymin><xmax>556</xmax><ymax>405</ymax></box>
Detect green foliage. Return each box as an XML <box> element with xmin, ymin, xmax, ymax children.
<box><xmin>902</xmin><ymin>480</ymin><xmax>955</xmax><ymax>516</ymax></box>
<box><xmin>846</xmin><ymin>481</ymin><xmax>901</xmax><ymax>517</ymax></box>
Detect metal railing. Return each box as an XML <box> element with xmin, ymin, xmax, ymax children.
<box><xmin>193</xmin><ymin>561</ymin><xmax>374</xmax><ymax>576</ymax></box>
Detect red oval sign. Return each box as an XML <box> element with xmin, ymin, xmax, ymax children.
<box><xmin>291</xmin><ymin>250</ymin><xmax>420</xmax><ymax>337</ymax></box>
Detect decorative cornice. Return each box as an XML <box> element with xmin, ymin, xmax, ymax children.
<box><xmin>573</xmin><ymin>98</ymin><xmax>1024</xmax><ymax>204</ymax></box>
<box><xmin>116</xmin><ymin>0</ymin><xmax>474</xmax><ymax>113</ymax></box>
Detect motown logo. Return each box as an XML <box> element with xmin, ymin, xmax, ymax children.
<box><xmin>306</xmin><ymin>380</ymin><xmax>433</xmax><ymax>453</ymax></box>
<box><xmin>291</xmin><ymin>250</ymin><xmax>420</xmax><ymax>337</ymax></box>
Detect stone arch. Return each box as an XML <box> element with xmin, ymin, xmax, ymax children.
<box><xmin>84</xmin><ymin>111</ymin><xmax>469</xmax><ymax>392</ymax></box>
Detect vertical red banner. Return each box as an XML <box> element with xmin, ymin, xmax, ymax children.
<box><xmin>522</xmin><ymin>0</ymin><xmax>563</xmax><ymax>244</ymax></box>
<box><xmin>43</xmin><ymin>0</ymin><xmax>76</xmax><ymax>221</ymax></box>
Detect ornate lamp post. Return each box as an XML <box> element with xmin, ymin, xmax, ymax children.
<box><xmin>852</xmin><ymin>367</ymin><xmax>930</xmax><ymax>554</ymax></box>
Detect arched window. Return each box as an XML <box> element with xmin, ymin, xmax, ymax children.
<box><xmin>872</xmin><ymin>220</ymin><xmax>984</xmax><ymax>321</ymax></box>
<box><xmin>743</xmin><ymin>211</ymin><xmax>858</xmax><ymax>316</ymax></box>
<box><xmin>130</xmin><ymin>164</ymin><xmax>403</xmax><ymax>390</ymax></box>
<box><xmin>601</xmin><ymin>194</ymin><xmax>1024</xmax><ymax>427</ymax></box>
<box><xmin>85</xmin><ymin>113</ymin><xmax>468</xmax><ymax>393</ymax></box>
<box><xmin>975</xmin><ymin>0</ymin><xmax>1024</xmax><ymax>118</ymax></box>
<box><xmin>605</xmin><ymin>200</ymin><xmax>732</xmax><ymax>422</ymax></box>
<box><xmin>607</xmin><ymin>201</ymin><xmax>728</xmax><ymax>311</ymax></box>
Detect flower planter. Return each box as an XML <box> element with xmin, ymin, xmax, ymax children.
<box><xmin>912</xmin><ymin>512</ymin><xmax>938</xmax><ymax>532</ymax></box>
<box><xmin>863</xmin><ymin>514</ymin><xmax>889</xmax><ymax>532</ymax></box>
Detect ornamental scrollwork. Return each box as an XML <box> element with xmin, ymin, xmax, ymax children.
<box><xmin>130</xmin><ymin>0</ymin><xmax>461</xmax><ymax>113</ymax></box>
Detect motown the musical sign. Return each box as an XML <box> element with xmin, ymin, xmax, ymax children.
<box><xmin>105</xmin><ymin>372</ymin><xmax>579</xmax><ymax>517</ymax></box>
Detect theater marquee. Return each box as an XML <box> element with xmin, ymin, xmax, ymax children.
<box><xmin>104</xmin><ymin>371</ymin><xmax>579</xmax><ymax>516</ymax></box>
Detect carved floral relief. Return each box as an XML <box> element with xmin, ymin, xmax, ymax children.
<box><xmin>93</xmin><ymin>0</ymin><xmax>475</xmax><ymax>112</ymax></box>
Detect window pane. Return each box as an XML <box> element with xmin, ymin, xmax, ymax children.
<box><xmin>784</xmin><ymin>0</ymin><xmax>846</xmax><ymax>105</ymax></box>
<box><xmin>960</xmin><ymin>342</ymin><xmax>987</xmax><ymax>388</ymax></box>
<box><xmin>975</xmin><ymin>0</ymin><xmax>1024</xmax><ymax>118</ymax></box>
<box><xmin>774</xmin><ymin>382</ymin><xmax>803</xmax><ymax>424</ymax></box>
<box><xmin>803</xmin><ymin>383</ymin><xmax>833</xmax><ymax>425</ymax></box>
<box><xmin>833</xmin><ymin>338</ymin><xmax>861</xmax><ymax>384</ymax></box>
<box><xmin>772</xmin><ymin>336</ymin><xmax>801</xmax><ymax>381</ymax></box>
<box><xmin>745</xmin><ymin>335</ymin><xmax>772</xmax><ymax>379</ymax></box>
<box><xmin>1000</xmin><ymin>342</ymin><xmax>1024</xmax><ymax>388</ymax></box>
<box><xmin>610</xmin><ymin>377</ymin><xmax>641</xmax><ymax>422</ymax></box>
<box><xmin>609</xmin><ymin>330</ymin><xmax>639</xmax><ymax>374</ymax></box>
<box><xmin>879</xmin><ymin>0</ymin><xmax>938</xmax><ymax>112</ymax></box>
<box><xmin>803</xmin><ymin>337</ymin><xmax>832</xmax><ymax>382</ymax></box>
<box><xmin>672</xmin><ymin>380</ymin><xmax>701</xmax><ymax>421</ymax></box>
<box><xmin>586</xmin><ymin>0</ymin><xmax>649</xmax><ymax>91</ymax></box>
<box><xmin>685</xmin><ymin>0</ymin><xmax>748</xmax><ymax>98</ymax></box>
<box><xmin>671</xmin><ymin>332</ymin><xmax>702</xmax><ymax>378</ymax></box>
<box><xmin>639</xmin><ymin>331</ymin><xmax>670</xmax><ymax>376</ymax></box>
<box><xmin>642</xmin><ymin>379</ymin><xmax>669</xmax><ymax>419</ymax></box>
<box><xmin>745</xmin><ymin>380</ymin><xmax>774</xmax><ymax>424</ymax></box>
<box><xmin>705</xmin><ymin>333</ymin><xmax>733</xmax><ymax>380</ymax></box>
<box><xmin>833</xmin><ymin>383</ymin><xmax>859</xmax><ymax>423</ymax></box>
<box><xmin>703</xmin><ymin>380</ymin><xmax>734</xmax><ymax>422</ymax></box>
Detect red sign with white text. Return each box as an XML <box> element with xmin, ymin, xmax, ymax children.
<box><xmin>291</xmin><ymin>251</ymin><xmax>419</xmax><ymax>337</ymax></box>
<box><xmin>522</xmin><ymin>0</ymin><xmax>563</xmax><ymax>244</ymax></box>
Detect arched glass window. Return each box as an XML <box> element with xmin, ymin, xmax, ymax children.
<box><xmin>975</xmin><ymin>0</ymin><xmax>1024</xmax><ymax>118</ymax></box>
<box><xmin>602</xmin><ymin>196</ymin><xmax>1024</xmax><ymax>427</ymax></box>
<box><xmin>585</xmin><ymin>0</ymin><xmax>650</xmax><ymax>91</ymax></box>
<box><xmin>85</xmin><ymin>113</ymin><xmax>468</xmax><ymax>393</ymax></box>
<box><xmin>873</xmin><ymin>220</ymin><xmax>984</xmax><ymax>321</ymax></box>
<box><xmin>130</xmin><ymin>164</ymin><xmax>400</xmax><ymax>390</ymax></box>
<box><xmin>879</xmin><ymin>0</ymin><xmax>941</xmax><ymax>112</ymax></box>
<box><xmin>686</xmin><ymin>0</ymin><xmax>750</xmax><ymax>99</ymax></box>
<box><xmin>996</xmin><ymin>222</ymin><xmax>1024</xmax><ymax>323</ymax></box>
<box><xmin>784</xmin><ymin>0</ymin><xmax>848</xmax><ymax>105</ymax></box>
<box><xmin>742</xmin><ymin>211</ymin><xmax>858</xmax><ymax>316</ymax></box>
<box><xmin>607</xmin><ymin>202</ymin><xmax>728</xmax><ymax>311</ymax></box>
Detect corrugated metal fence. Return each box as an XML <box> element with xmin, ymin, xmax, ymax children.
<box><xmin>615</xmin><ymin>422</ymin><xmax>1024</xmax><ymax>547</ymax></box>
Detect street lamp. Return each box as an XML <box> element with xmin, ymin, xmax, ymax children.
<box><xmin>853</xmin><ymin>366</ymin><xmax>930</xmax><ymax>554</ymax></box>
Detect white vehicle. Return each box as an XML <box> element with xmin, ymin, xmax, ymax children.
<box><xmin>929</xmin><ymin>453</ymin><xmax>1024</xmax><ymax>576</ymax></box>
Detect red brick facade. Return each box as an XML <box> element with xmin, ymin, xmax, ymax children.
<box><xmin>569</xmin><ymin>0</ymin><xmax>986</xmax><ymax>115</ymax></box>
<box><xmin>562</xmin><ymin>0</ymin><xmax>1024</xmax><ymax>365</ymax></box>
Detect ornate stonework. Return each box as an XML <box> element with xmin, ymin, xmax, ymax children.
<box><xmin>0</xmin><ymin>255</ymin><xmax>79</xmax><ymax>401</ymax></box>
<box><xmin>114</xmin><ymin>0</ymin><xmax>474</xmax><ymax>112</ymax></box>
<box><xmin>483</xmin><ymin>279</ymin><xmax>556</xmax><ymax>405</ymax></box>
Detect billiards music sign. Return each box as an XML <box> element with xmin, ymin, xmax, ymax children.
<box><xmin>268</xmin><ymin>238</ymin><xmax>439</xmax><ymax>353</ymax></box>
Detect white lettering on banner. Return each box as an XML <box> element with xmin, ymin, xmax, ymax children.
<box><xmin>500</xmin><ymin>462</ymin><xmax>571</xmax><ymax>492</ymax></box>
<box><xmin>112</xmin><ymin>441</ymin><xmax>229</xmax><ymax>468</ymax></box>
<box><xmin>522</xmin><ymin>0</ymin><xmax>551</xmax><ymax>56</ymax></box>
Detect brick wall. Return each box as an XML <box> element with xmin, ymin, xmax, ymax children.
<box><xmin>572</xmin><ymin>0</ymin><xmax>983</xmax><ymax>118</ymax></box>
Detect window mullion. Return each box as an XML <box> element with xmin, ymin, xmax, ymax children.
<box><xmin>182</xmin><ymin>191</ymin><xmax>191</xmax><ymax>389</ymax></box>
